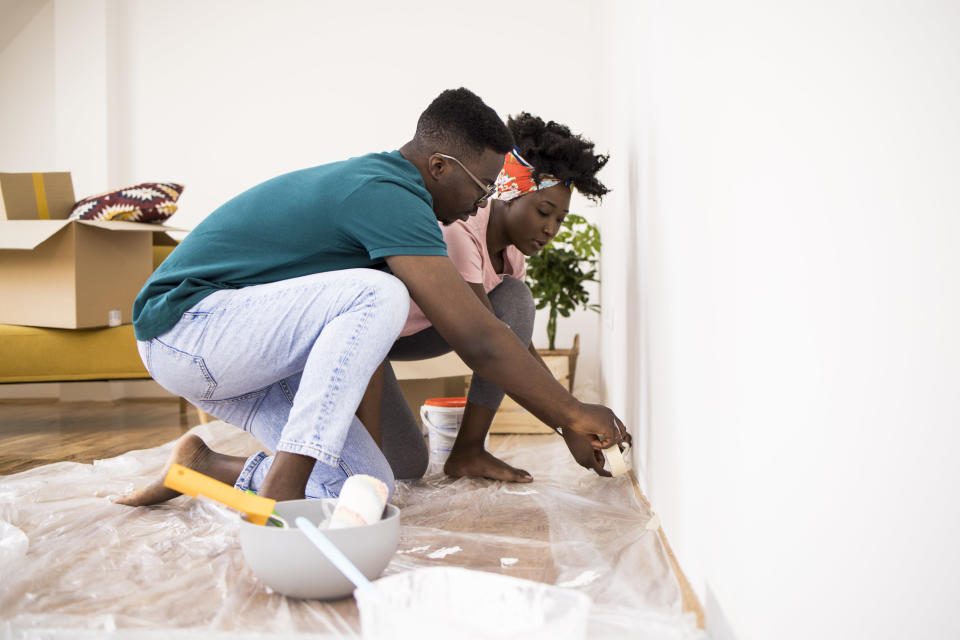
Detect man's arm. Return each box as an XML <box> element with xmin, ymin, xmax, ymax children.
<box><xmin>386</xmin><ymin>255</ymin><xmax>624</xmax><ymax>447</ymax></box>
<box><xmin>464</xmin><ymin>280</ymin><xmax>610</xmax><ymax>476</ymax></box>
<box><xmin>465</xmin><ymin>281</ymin><xmax>552</xmax><ymax>373</ymax></box>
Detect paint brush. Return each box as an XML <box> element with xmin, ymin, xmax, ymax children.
<box><xmin>163</xmin><ymin>463</ymin><xmax>286</xmax><ymax>526</ymax></box>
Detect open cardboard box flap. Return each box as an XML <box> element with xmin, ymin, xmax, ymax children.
<box><xmin>0</xmin><ymin>220</ymin><xmax>186</xmax><ymax>251</ymax></box>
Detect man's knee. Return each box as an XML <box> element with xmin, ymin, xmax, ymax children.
<box><xmin>373</xmin><ymin>271</ymin><xmax>409</xmax><ymax>303</ymax></box>
<box><xmin>358</xmin><ymin>270</ymin><xmax>410</xmax><ymax>336</ymax></box>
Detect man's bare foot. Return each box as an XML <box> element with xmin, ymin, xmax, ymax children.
<box><xmin>113</xmin><ymin>434</ymin><xmax>246</xmax><ymax>507</ymax></box>
<box><xmin>444</xmin><ymin>446</ymin><xmax>533</xmax><ymax>483</ymax></box>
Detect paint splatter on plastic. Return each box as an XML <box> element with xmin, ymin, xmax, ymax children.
<box><xmin>396</xmin><ymin>545</ymin><xmax>432</xmax><ymax>555</ymax></box>
<box><xmin>427</xmin><ymin>546</ymin><xmax>462</xmax><ymax>559</ymax></box>
<box><xmin>557</xmin><ymin>569</ymin><xmax>601</xmax><ymax>588</ymax></box>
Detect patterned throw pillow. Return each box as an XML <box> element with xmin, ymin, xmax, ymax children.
<box><xmin>68</xmin><ymin>183</ymin><xmax>184</xmax><ymax>223</ymax></box>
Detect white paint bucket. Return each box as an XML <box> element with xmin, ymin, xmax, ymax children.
<box><xmin>420</xmin><ymin>397</ymin><xmax>466</xmax><ymax>468</ymax></box>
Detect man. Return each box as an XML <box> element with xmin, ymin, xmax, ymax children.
<box><xmin>115</xmin><ymin>88</ymin><xmax>628</xmax><ymax>507</ymax></box>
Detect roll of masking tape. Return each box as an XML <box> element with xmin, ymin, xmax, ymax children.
<box><xmin>603</xmin><ymin>444</ymin><xmax>628</xmax><ymax>477</ymax></box>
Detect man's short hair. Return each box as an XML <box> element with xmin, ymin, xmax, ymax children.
<box><xmin>415</xmin><ymin>88</ymin><xmax>514</xmax><ymax>158</ymax></box>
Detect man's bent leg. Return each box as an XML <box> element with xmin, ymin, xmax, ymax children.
<box><xmin>235</xmin><ymin>415</ymin><xmax>395</xmax><ymax>500</ymax></box>
<box><xmin>227</xmin><ymin>373</ymin><xmax>396</xmax><ymax>499</ymax></box>
<box><xmin>136</xmin><ymin>269</ymin><xmax>408</xmax><ymax>500</ymax></box>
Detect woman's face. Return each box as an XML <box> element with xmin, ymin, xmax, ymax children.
<box><xmin>503</xmin><ymin>183</ymin><xmax>572</xmax><ymax>256</ymax></box>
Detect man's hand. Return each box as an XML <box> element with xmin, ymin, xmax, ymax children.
<box><xmin>565</xmin><ymin>403</ymin><xmax>631</xmax><ymax>448</ymax></box>
<box><xmin>562</xmin><ymin>428</ymin><xmax>611</xmax><ymax>477</ymax></box>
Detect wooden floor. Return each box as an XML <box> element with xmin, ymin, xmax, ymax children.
<box><xmin>0</xmin><ymin>397</ymin><xmax>194</xmax><ymax>475</ymax></box>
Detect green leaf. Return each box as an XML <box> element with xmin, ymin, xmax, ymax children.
<box><xmin>525</xmin><ymin>214</ymin><xmax>602</xmax><ymax>333</ymax></box>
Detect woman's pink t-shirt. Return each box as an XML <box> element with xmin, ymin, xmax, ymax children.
<box><xmin>400</xmin><ymin>202</ymin><xmax>526</xmax><ymax>337</ymax></box>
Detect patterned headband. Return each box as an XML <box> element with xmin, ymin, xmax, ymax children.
<box><xmin>493</xmin><ymin>148</ymin><xmax>572</xmax><ymax>202</ymax></box>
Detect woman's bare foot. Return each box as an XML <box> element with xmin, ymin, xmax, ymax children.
<box><xmin>113</xmin><ymin>433</ymin><xmax>246</xmax><ymax>507</ymax></box>
<box><xmin>444</xmin><ymin>446</ymin><xmax>533</xmax><ymax>483</ymax></box>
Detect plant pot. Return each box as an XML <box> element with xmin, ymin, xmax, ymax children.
<box><xmin>536</xmin><ymin>333</ymin><xmax>580</xmax><ymax>393</ymax></box>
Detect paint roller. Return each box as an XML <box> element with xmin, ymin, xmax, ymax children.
<box><xmin>328</xmin><ymin>474</ymin><xmax>389</xmax><ymax>528</ymax></box>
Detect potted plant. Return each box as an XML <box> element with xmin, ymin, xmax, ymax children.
<box><xmin>525</xmin><ymin>212</ymin><xmax>601</xmax><ymax>392</ymax></box>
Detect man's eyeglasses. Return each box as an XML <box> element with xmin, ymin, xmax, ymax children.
<box><xmin>435</xmin><ymin>153</ymin><xmax>497</xmax><ymax>207</ymax></box>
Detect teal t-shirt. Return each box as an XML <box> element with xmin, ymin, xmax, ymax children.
<box><xmin>133</xmin><ymin>151</ymin><xmax>446</xmax><ymax>341</ymax></box>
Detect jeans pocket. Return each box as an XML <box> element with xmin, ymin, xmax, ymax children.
<box><xmin>150</xmin><ymin>338</ymin><xmax>218</xmax><ymax>400</ymax></box>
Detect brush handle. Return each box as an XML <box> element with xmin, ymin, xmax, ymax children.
<box><xmin>294</xmin><ymin>516</ymin><xmax>379</xmax><ymax>598</ymax></box>
<box><xmin>163</xmin><ymin>463</ymin><xmax>276</xmax><ymax>525</ymax></box>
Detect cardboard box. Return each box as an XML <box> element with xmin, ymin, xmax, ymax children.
<box><xmin>0</xmin><ymin>172</ymin><xmax>182</xmax><ymax>329</ymax></box>
<box><xmin>0</xmin><ymin>220</ymin><xmax>181</xmax><ymax>328</ymax></box>
<box><xmin>0</xmin><ymin>172</ymin><xmax>76</xmax><ymax>221</ymax></box>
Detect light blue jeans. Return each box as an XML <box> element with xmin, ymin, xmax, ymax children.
<box><xmin>136</xmin><ymin>269</ymin><xmax>409</xmax><ymax>500</ymax></box>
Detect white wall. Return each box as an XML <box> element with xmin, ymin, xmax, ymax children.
<box><xmin>0</xmin><ymin>0</ymin><xmax>607</xmax><ymax>400</ymax></box>
<box><xmin>0</xmin><ymin>0</ymin><xmax>54</xmax><ymax>170</ymax></box>
<box><xmin>598</xmin><ymin>1</ymin><xmax>960</xmax><ymax>639</ymax></box>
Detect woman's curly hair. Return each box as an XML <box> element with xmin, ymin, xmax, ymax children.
<box><xmin>508</xmin><ymin>112</ymin><xmax>609</xmax><ymax>202</ymax></box>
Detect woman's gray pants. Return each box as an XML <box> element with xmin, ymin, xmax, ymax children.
<box><xmin>380</xmin><ymin>276</ymin><xmax>536</xmax><ymax>479</ymax></box>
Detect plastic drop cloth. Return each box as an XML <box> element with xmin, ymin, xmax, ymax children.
<box><xmin>0</xmin><ymin>421</ymin><xmax>704</xmax><ymax>639</ymax></box>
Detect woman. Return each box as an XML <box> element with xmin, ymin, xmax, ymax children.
<box><xmin>378</xmin><ymin>112</ymin><xmax>611</xmax><ymax>483</ymax></box>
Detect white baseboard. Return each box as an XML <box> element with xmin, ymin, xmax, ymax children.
<box><xmin>0</xmin><ymin>380</ymin><xmax>175</xmax><ymax>401</ymax></box>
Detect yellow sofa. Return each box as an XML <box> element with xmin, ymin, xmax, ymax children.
<box><xmin>0</xmin><ymin>245</ymin><xmax>175</xmax><ymax>384</ymax></box>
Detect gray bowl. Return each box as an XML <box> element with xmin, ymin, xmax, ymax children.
<box><xmin>238</xmin><ymin>498</ymin><xmax>400</xmax><ymax>600</ymax></box>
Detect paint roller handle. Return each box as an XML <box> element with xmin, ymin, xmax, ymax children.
<box><xmin>294</xmin><ymin>516</ymin><xmax>380</xmax><ymax>600</ymax></box>
<box><xmin>163</xmin><ymin>463</ymin><xmax>276</xmax><ymax>526</ymax></box>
